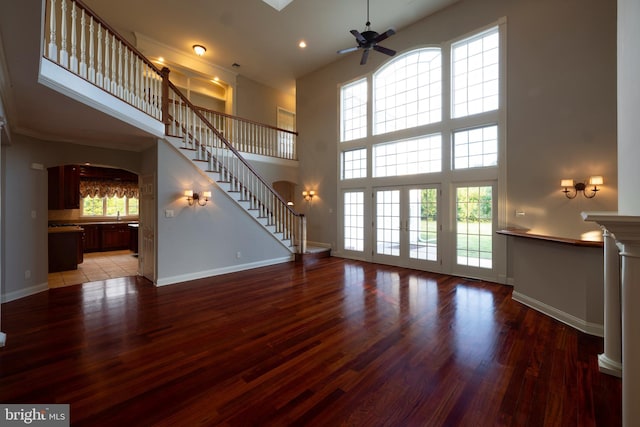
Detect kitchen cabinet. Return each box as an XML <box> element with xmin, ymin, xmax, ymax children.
<box><xmin>83</xmin><ymin>224</ymin><xmax>101</xmax><ymax>252</ymax></box>
<box><xmin>48</xmin><ymin>165</ymin><xmax>80</xmax><ymax>210</ymax></box>
<box><xmin>100</xmin><ymin>224</ymin><xmax>131</xmax><ymax>250</ymax></box>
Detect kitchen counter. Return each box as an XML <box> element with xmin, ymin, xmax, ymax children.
<box><xmin>48</xmin><ymin>225</ymin><xmax>84</xmax><ymax>233</ymax></box>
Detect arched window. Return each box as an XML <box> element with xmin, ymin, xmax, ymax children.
<box><xmin>373</xmin><ymin>48</ymin><xmax>441</xmax><ymax>135</ymax></box>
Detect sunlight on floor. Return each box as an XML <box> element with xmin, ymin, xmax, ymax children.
<box><xmin>48</xmin><ymin>250</ymin><xmax>139</xmax><ymax>288</ymax></box>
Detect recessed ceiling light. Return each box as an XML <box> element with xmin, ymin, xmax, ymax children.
<box><xmin>298</xmin><ymin>40</ymin><xmax>307</xmax><ymax>48</ymax></box>
<box><xmin>158</xmin><ymin>57</ymin><xmax>165</xmax><ymax>63</ymax></box>
<box><xmin>192</xmin><ymin>44</ymin><xmax>206</xmax><ymax>56</ymax></box>
<box><xmin>213</xmin><ymin>76</ymin><xmax>220</xmax><ymax>82</ymax></box>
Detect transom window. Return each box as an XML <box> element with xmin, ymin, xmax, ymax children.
<box><xmin>341</xmin><ymin>148</ymin><xmax>367</xmax><ymax>180</ymax></box>
<box><xmin>451</xmin><ymin>27</ymin><xmax>500</xmax><ymax>118</ymax></box>
<box><xmin>340</xmin><ymin>78</ymin><xmax>368</xmax><ymax>142</ymax></box>
<box><xmin>373</xmin><ymin>134</ymin><xmax>442</xmax><ymax>177</ymax></box>
<box><xmin>453</xmin><ymin>125</ymin><xmax>498</xmax><ymax>169</ymax></box>
<box><xmin>373</xmin><ymin>48</ymin><xmax>442</xmax><ymax>135</ymax></box>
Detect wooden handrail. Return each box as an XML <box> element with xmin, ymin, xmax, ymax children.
<box><xmin>166</xmin><ymin>80</ymin><xmax>300</xmax><ymax>215</ymax></box>
<box><xmin>72</xmin><ymin>0</ymin><xmax>163</xmax><ymax>76</ymax></box>
<box><xmin>195</xmin><ymin>105</ymin><xmax>298</xmax><ymax>136</ymax></box>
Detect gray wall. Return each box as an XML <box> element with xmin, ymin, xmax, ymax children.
<box><xmin>296</xmin><ymin>0</ymin><xmax>617</xmax><ymax>247</ymax></box>
<box><xmin>154</xmin><ymin>140</ymin><xmax>292</xmax><ymax>285</ymax></box>
<box><xmin>236</xmin><ymin>75</ymin><xmax>295</xmax><ymax>127</ymax></box>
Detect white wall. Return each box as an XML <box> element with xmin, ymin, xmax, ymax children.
<box><xmin>154</xmin><ymin>140</ymin><xmax>292</xmax><ymax>286</ymax></box>
<box><xmin>296</xmin><ymin>0</ymin><xmax>617</xmax><ymax>248</ymax></box>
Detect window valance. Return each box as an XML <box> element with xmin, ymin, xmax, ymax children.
<box><xmin>80</xmin><ymin>179</ymin><xmax>139</xmax><ymax>199</ymax></box>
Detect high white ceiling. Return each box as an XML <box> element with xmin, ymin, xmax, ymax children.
<box><xmin>82</xmin><ymin>0</ymin><xmax>457</xmax><ymax>93</ymax></box>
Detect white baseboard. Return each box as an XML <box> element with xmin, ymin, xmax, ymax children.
<box><xmin>512</xmin><ymin>291</ymin><xmax>604</xmax><ymax>337</ymax></box>
<box><xmin>1</xmin><ymin>282</ymin><xmax>48</xmax><ymax>303</ymax></box>
<box><xmin>155</xmin><ymin>256</ymin><xmax>293</xmax><ymax>287</ymax></box>
<box><xmin>306</xmin><ymin>241</ymin><xmax>331</xmax><ymax>249</ymax></box>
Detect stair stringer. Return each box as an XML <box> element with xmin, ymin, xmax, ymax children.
<box><xmin>165</xmin><ymin>136</ymin><xmax>297</xmax><ymax>254</ymax></box>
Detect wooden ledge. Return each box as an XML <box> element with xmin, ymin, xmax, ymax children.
<box><xmin>496</xmin><ymin>228</ymin><xmax>603</xmax><ymax>248</ymax></box>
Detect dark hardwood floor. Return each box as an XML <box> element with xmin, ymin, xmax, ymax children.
<box><xmin>0</xmin><ymin>257</ymin><xmax>621</xmax><ymax>426</ymax></box>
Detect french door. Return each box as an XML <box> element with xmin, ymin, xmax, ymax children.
<box><xmin>372</xmin><ymin>186</ymin><xmax>441</xmax><ymax>271</ymax></box>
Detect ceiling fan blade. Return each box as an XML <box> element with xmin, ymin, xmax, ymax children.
<box><xmin>360</xmin><ymin>49</ymin><xmax>370</xmax><ymax>65</ymax></box>
<box><xmin>373</xmin><ymin>45</ymin><xmax>396</xmax><ymax>56</ymax></box>
<box><xmin>374</xmin><ymin>28</ymin><xmax>396</xmax><ymax>43</ymax></box>
<box><xmin>337</xmin><ymin>46</ymin><xmax>359</xmax><ymax>55</ymax></box>
<box><xmin>350</xmin><ymin>29</ymin><xmax>366</xmax><ymax>44</ymax></box>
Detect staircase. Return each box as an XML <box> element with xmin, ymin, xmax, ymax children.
<box><xmin>42</xmin><ymin>0</ymin><xmax>307</xmax><ymax>255</ymax></box>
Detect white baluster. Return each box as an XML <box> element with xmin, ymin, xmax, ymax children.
<box><xmin>103</xmin><ymin>30</ymin><xmax>110</xmax><ymax>89</ymax></box>
<box><xmin>88</xmin><ymin>16</ymin><xmax>95</xmax><ymax>82</ymax></box>
<box><xmin>59</xmin><ymin>0</ymin><xmax>68</xmax><ymax>68</ymax></box>
<box><xmin>117</xmin><ymin>41</ymin><xmax>123</xmax><ymax>98</ymax></box>
<box><xmin>110</xmin><ymin>34</ymin><xmax>117</xmax><ymax>93</ymax></box>
<box><xmin>124</xmin><ymin>49</ymin><xmax>130</xmax><ymax>102</ymax></box>
<box><xmin>69</xmin><ymin>3</ymin><xmax>78</xmax><ymax>73</ymax></box>
<box><xmin>134</xmin><ymin>58</ymin><xmax>140</xmax><ymax>108</ymax></box>
<box><xmin>48</xmin><ymin>0</ymin><xmax>58</xmax><ymax>61</ymax></box>
<box><xmin>96</xmin><ymin>24</ymin><xmax>103</xmax><ymax>86</ymax></box>
<box><xmin>79</xmin><ymin>9</ymin><xmax>87</xmax><ymax>78</ymax></box>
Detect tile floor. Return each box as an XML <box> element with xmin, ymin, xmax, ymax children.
<box><xmin>48</xmin><ymin>250</ymin><xmax>139</xmax><ymax>288</ymax></box>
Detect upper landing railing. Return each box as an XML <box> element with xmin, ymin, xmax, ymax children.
<box><xmin>43</xmin><ymin>0</ymin><xmax>298</xmax><ymax>161</ymax></box>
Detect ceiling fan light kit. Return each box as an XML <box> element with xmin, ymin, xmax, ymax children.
<box><xmin>337</xmin><ymin>0</ymin><xmax>397</xmax><ymax>65</ymax></box>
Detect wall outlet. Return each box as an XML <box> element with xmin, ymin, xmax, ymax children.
<box><xmin>31</xmin><ymin>210</ymin><xmax>37</xmax><ymax>219</ymax></box>
<box><xmin>24</xmin><ymin>270</ymin><xmax>31</xmax><ymax>280</ymax></box>
<box><xmin>236</xmin><ymin>251</ymin><xmax>241</xmax><ymax>259</ymax></box>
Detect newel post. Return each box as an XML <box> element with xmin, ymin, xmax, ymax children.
<box><xmin>160</xmin><ymin>66</ymin><xmax>170</xmax><ymax>134</ymax></box>
<box><xmin>299</xmin><ymin>214</ymin><xmax>307</xmax><ymax>254</ymax></box>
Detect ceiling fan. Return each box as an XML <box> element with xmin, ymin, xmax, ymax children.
<box><xmin>337</xmin><ymin>0</ymin><xmax>396</xmax><ymax>65</ymax></box>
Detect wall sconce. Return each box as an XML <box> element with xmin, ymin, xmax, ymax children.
<box><xmin>302</xmin><ymin>190</ymin><xmax>316</xmax><ymax>201</ymax></box>
<box><xmin>561</xmin><ymin>176</ymin><xmax>603</xmax><ymax>199</ymax></box>
<box><xmin>185</xmin><ymin>190</ymin><xmax>211</xmax><ymax>206</ymax></box>
<box><xmin>192</xmin><ymin>44</ymin><xmax>207</xmax><ymax>56</ymax></box>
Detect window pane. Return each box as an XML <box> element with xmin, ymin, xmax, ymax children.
<box><xmin>128</xmin><ymin>198</ymin><xmax>139</xmax><ymax>215</ymax></box>
<box><xmin>456</xmin><ymin>186</ymin><xmax>492</xmax><ymax>268</ymax></box>
<box><xmin>376</xmin><ymin>190</ymin><xmax>400</xmax><ymax>256</ymax></box>
<box><xmin>409</xmin><ymin>188</ymin><xmax>438</xmax><ymax>261</ymax></box>
<box><xmin>373</xmin><ymin>134</ymin><xmax>441</xmax><ymax>177</ymax></box>
<box><xmin>453</xmin><ymin>125</ymin><xmax>498</xmax><ymax>169</ymax></box>
<box><xmin>340</xmin><ymin>79</ymin><xmax>368</xmax><ymax>142</ymax></box>
<box><xmin>451</xmin><ymin>27</ymin><xmax>499</xmax><ymax>118</ymax></box>
<box><xmin>341</xmin><ymin>148</ymin><xmax>367</xmax><ymax>180</ymax></box>
<box><xmin>106</xmin><ymin>196</ymin><xmax>127</xmax><ymax>216</ymax></box>
<box><xmin>344</xmin><ymin>191</ymin><xmax>364</xmax><ymax>252</ymax></box>
<box><xmin>374</xmin><ymin>49</ymin><xmax>442</xmax><ymax>135</ymax></box>
<box><xmin>82</xmin><ymin>196</ymin><xmax>103</xmax><ymax>217</ymax></box>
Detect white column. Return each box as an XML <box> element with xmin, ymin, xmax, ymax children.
<box><xmin>598</xmin><ymin>228</ymin><xmax>622</xmax><ymax>377</ymax></box>
<box><xmin>620</xmin><ymin>242</ymin><xmax>640</xmax><ymax>427</ymax></box>
<box><xmin>582</xmin><ymin>214</ymin><xmax>640</xmax><ymax>427</ymax></box>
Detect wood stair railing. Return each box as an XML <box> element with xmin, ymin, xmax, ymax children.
<box><xmin>42</xmin><ymin>0</ymin><xmax>306</xmax><ymax>254</ymax></box>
